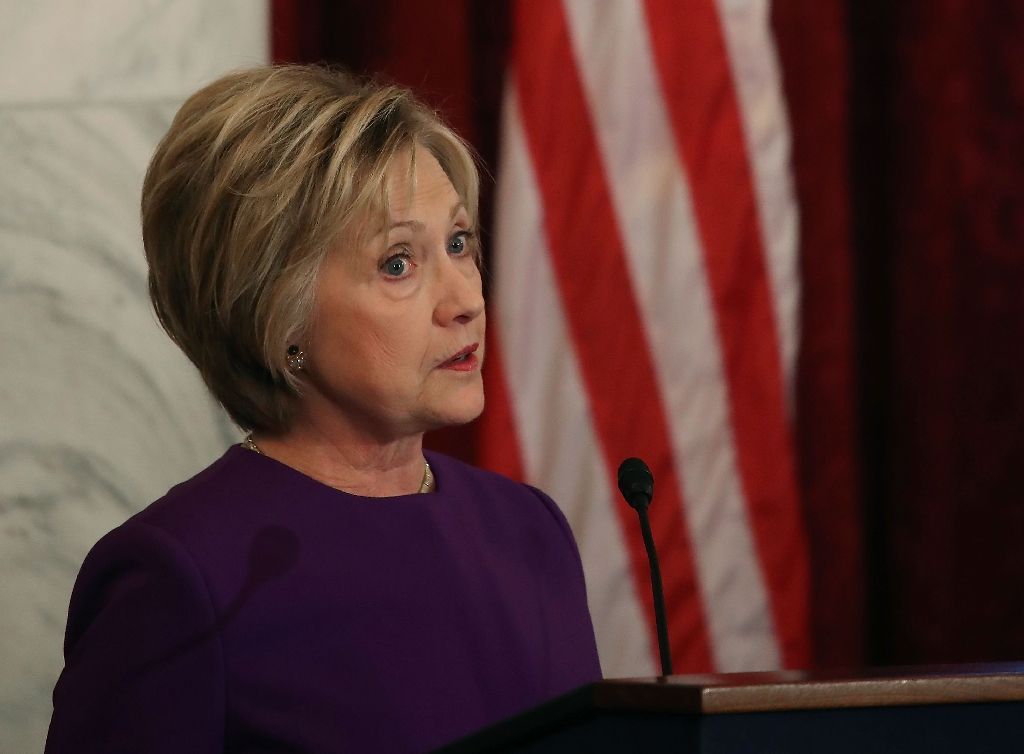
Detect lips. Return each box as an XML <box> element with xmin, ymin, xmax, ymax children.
<box><xmin>438</xmin><ymin>343</ymin><xmax>480</xmax><ymax>371</ymax></box>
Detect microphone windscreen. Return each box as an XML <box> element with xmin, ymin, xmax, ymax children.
<box><xmin>617</xmin><ymin>457</ymin><xmax>654</xmax><ymax>509</ymax></box>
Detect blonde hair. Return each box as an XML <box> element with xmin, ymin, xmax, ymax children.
<box><xmin>142</xmin><ymin>65</ymin><xmax>480</xmax><ymax>432</ymax></box>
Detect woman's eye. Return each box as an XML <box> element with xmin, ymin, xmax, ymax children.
<box><xmin>448</xmin><ymin>231</ymin><xmax>473</xmax><ymax>255</ymax></box>
<box><xmin>382</xmin><ymin>254</ymin><xmax>412</xmax><ymax>278</ymax></box>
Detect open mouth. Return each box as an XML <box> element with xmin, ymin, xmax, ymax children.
<box><xmin>440</xmin><ymin>343</ymin><xmax>480</xmax><ymax>370</ymax></box>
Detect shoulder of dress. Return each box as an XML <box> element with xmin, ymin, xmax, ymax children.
<box><xmin>65</xmin><ymin>518</ymin><xmax>217</xmax><ymax>648</ymax></box>
<box><xmin>424</xmin><ymin>450</ymin><xmax>533</xmax><ymax>497</ymax></box>
<box><xmin>142</xmin><ymin>445</ymin><xmax>244</xmax><ymax>508</ymax></box>
<box><xmin>425</xmin><ymin>452</ymin><xmax>573</xmax><ymax>529</ymax></box>
<box><xmin>126</xmin><ymin>445</ymin><xmax>268</xmax><ymax>535</ymax></box>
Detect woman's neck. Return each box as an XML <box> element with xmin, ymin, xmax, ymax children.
<box><xmin>251</xmin><ymin>421</ymin><xmax>428</xmax><ymax>497</ymax></box>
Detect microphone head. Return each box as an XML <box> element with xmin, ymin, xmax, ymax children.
<box><xmin>617</xmin><ymin>457</ymin><xmax>654</xmax><ymax>510</ymax></box>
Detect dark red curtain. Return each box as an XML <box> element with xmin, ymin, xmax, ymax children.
<box><xmin>850</xmin><ymin>0</ymin><xmax>1024</xmax><ymax>665</ymax></box>
<box><xmin>772</xmin><ymin>0</ymin><xmax>863</xmax><ymax>669</ymax></box>
<box><xmin>271</xmin><ymin>0</ymin><xmax>1024</xmax><ymax>669</ymax></box>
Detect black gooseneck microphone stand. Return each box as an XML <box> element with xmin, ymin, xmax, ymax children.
<box><xmin>617</xmin><ymin>457</ymin><xmax>673</xmax><ymax>677</ymax></box>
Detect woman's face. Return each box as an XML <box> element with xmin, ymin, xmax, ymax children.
<box><xmin>303</xmin><ymin>148</ymin><xmax>485</xmax><ymax>441</ymax></box>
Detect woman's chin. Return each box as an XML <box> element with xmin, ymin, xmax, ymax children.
<box><xmin>424</xmin><ymin>387</ymin><xmax>485</xmax><ymax>431</ymax></box>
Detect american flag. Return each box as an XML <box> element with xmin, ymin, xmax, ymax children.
<box><xmin>480</xmin><ymin>0</ymin><xmax>810</xmax><ymax>677</ymax></box>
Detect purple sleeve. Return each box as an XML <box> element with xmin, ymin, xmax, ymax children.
<box><xmin>526</xmin><ymin>485</ymin><xmax>603</xmax><ymax>681</ymax></box>
<box><xmin>45</xmin><ymin>520</ymin><xmax>225</xmax><ymax>753</ymax></box>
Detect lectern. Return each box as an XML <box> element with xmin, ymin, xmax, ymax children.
<box><xmin>437</xmin><ymin>663</ymin><xmax>1024</xmax><ymax>753</ymax></box>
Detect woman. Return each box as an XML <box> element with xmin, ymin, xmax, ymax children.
<box><xmin>45</xmin><ymin>65</ymin><xmax>601</xmax><ymax>753</ymax></box>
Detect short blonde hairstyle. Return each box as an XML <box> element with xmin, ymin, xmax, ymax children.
<box><xmin>142</xmin><ymin>65</ymin><xmax>480</xmax><ymax>432</ymax></box>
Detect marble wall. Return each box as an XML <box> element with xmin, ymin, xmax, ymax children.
<box><xmin>0</xmin><ymin>2</ymin><xmax>268</xmax><ymax>750</ymax></box>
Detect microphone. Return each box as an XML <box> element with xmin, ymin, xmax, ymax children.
<box><xmin>617</xmin><ymin>458</ymin><xmax>673</xmax><ymax>677</ymax></box>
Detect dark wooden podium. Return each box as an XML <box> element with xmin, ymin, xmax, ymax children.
<box><xmin>437</xmin><ymin>663</ymin><xmax>1024</xmax><ymax>753</ymax></box>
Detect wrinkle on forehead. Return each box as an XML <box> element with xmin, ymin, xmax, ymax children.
<box><xmin>387</xmin><ymin>146</ymin><xmax>461</xmax><ymax>224</ymax></box>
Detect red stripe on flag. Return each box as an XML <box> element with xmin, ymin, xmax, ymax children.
<box><xmin>479</xmin><ymin>327</ymin><xmax>526</xmax><ymax>482</ymax></box>
<box><xmin>513</xmin><ymin>0</ymin><xmax>713</xmax><ymax>671</ymax></box>
<box><xmin>643</xmin><ymin>0</ymin><xmax>810</xmax><ymax>667</ymax></box>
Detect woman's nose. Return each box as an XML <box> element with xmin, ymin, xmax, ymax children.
<box><xmin>434</xmin><ymin>258</ymin><xmax>484</xmax><ymax>326</ymax></box>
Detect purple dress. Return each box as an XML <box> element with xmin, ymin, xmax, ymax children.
<box><xmin>45</xmin><ymin>447</ymin><xmax>601</xmax><ymax>753</ymax></box>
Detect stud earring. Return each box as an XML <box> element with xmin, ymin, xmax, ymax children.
<box><xmin>286</xmin><ymin>344</ymin><xmax>306</xmax><ymax>371</ymax></box>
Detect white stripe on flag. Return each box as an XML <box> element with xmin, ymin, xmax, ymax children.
<box><xmin>493</xmin><ymin>83</ymin><xmax>658</xmax><ymax>678</ymax></box>
<box><xmin>714</xmin><ymin>0</ymin><xmax>801</xmax><ymax>401</ymax></box>
<box><xmin>563</xmin><ymin>0</ymin><xmax>781</xmax><ymax>671</ymax></box>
